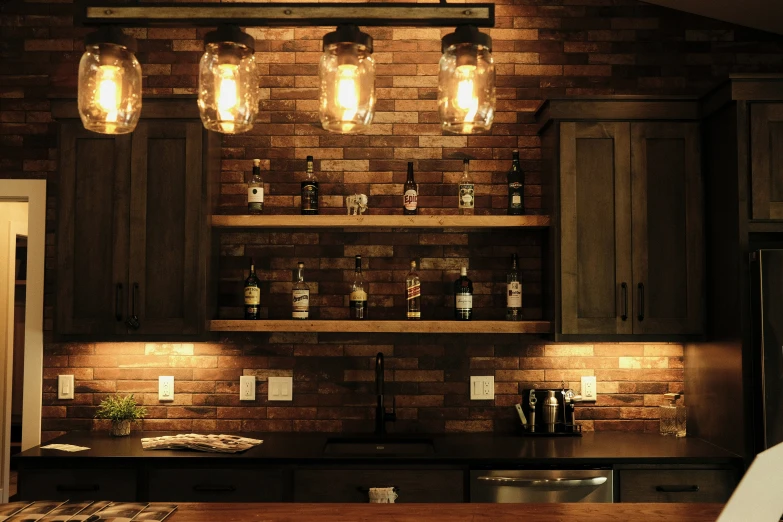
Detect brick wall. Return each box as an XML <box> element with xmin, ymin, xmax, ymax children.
<box><xmin>3</xmin><ymin>0</ymin><xmax>781</xmax><ymax>440</ymax></box>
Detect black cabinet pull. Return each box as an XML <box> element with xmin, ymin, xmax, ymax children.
<box><xmin>637</xmin><ymin>282</ymin><xmax>645</xmax><ymax>322</ymax></box>
<box><xmin>621</xmin><ymin>282</ymin><xmax>628</xmax><ymax>321</ymax></box>
<box><xmin>126</xmin><ymin>282</ymin><xmax>140</xmax><ymax>330</ymax></box>
<box><xmin>56</xmin><ymin>484</ymin><xmax>99</xmax><ymax>492</ymax></box>
<box><xmin>115</xmin><ymin>283</ymin><xmax>123</xmax><ymax>322</ymax></box>
<box><xmin>193</xmin><ymin>484</ymin><xmax>236</xmax><ymax>493</ymax></box>
<box><xmin>655</xmin><ymin>485</ymin><xmax>699</xmax><ymax>493</ymax></box>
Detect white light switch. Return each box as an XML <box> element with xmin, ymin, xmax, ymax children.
<box><xmin>58</xmin><ymin>375</ymin><xmax>74</xmax><ymax>400</ymax></box>
<box><xmin>159</xmin><ymin>376</ymin><xmax>174</xmax><ymax>401</ymax></box>
<box><xmin>470</xmin><ymin>376</ymin><xmax>494</xmax><ymax>400</ymax></box>
<box><xmin>268</xmin><ymin>376</ymin><xmax>293</xmax><ymax>401</ymax></box>
<box><xmin>240</xmin><ymin>376</ymin><xmax>256</xmax><ymax>401</ymax></box>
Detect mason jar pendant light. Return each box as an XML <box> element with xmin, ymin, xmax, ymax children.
<box><xmin>319</xmin><ymin>25</ymin><xmax>376</xmax><ymax>134</ymax></box>
<box><xmin>438</xmin><ymin>25</ymin><xmax>496</xmax><ymax>134</ymax></box>
<box><xmin>198</xmin><ymin>25</ymin><xmax>259</xmax><ymax>134</ymax></box>
<box><xmin>78</xmin><ymin>27</ymin><xmax>142</xmax><ymax>135</ymax></box>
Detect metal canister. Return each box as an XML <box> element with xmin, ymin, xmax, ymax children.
<box><xmin>543</xmin><ymin>390</ymin><xmax>559</xmax><ymax>433</ymax></box>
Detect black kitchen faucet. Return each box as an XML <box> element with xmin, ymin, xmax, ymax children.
<box><xmin>375</xmin><ymin>352</ymin><xmax>397</xmax><ymax>435</ymax></box>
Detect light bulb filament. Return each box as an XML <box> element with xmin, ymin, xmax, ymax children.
<box><xmin>96</xmin><ymin>65</ymin><xmax>121</xmax><ymax>123</ymax></box>
<box><xmin>216</xmin><ymin>63</ymin><xmax>240</xmax><ymax>133</ymax></box>
<box><xmin>336</xmin><ymin>64</ymin><xmax>359</xmax><ymax>122</ymax></box>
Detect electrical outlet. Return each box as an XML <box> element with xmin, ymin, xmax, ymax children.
<box><xmin>581</xmin><ymin>376</ymin><xmax>597</xmax><ymax>401</ymax></box>
<box><xmin>240</xmin><ymin>376</ymin><xmax>256</xmax><ymax>401</ymax></box>
<box><xmin>470</xmin><ymin>376</ymin><xmax>494</xmax><ymax>400</ymax></box>
<box><xmin>159</xmin><ymin>376</ymin><xmax>174</xmax><ymax>401</ymax></box>
<box><xmin>58</xmin><ymin>375</ymin><xmax>74</xmax><ymax>400</ymax></box>
<box><xmin>268</xmin><ymin>376</ymin><xmax>293</xmax><ymax>401</ymax></box>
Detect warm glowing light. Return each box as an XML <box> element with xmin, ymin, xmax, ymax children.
<box><xmin>336</xmin><ymin>64</ymin><xmax>359</xmax><ymax>119</ymax></box>
<box><xmin>216</xmin><ymin>63</ymin><xmax>239</xmax><ymax>133</ymax></box>
<box><xmin>455</xmin><ymin>64</ymin><xmax>478</xmax><ymax>132</ymax></box>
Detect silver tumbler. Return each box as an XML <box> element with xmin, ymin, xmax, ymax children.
<box><xmin>543</xmin><ymin>390</ymin><xmax>559</xmax><ymax>433</ymax></box>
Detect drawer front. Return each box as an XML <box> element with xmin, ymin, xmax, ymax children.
<box><xmin>294</xmin><ymin>469</ymin><xmax>464</xmax><ymax>503</ymax></box>
<box><xmin>148</xmin><ymin>468</ymin><xmax>284</xmax><ymax>502</ymax></box>
<box><xmin>20</xmin><ymin>468</ymin><xmax>137</xmax><ymax>501</ymax></box>
<box><xmin>619</xmin><ymin>469</ymin><xmax>736</xmax><ymax>503</ymax></box>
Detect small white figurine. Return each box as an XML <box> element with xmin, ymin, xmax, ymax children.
<box><xmin>346</xmin><ymin>194</ymin><xmax>368</xmax><ymax>215</ymax></box>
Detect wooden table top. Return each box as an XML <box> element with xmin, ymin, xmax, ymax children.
<box><xmin>163</xmin><ymin>503</ymin><xmax>724</xmax><ymax>521</ymax></box>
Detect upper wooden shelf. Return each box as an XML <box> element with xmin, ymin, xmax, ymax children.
<box><xmin>210</xmin><ymin>319</ymin><xmax>552</xmax><ymax>334</ymax></box>
<box><xmin>211</xmin><ymin>215</ymin><xmax>550</xmax><ymax>229</ymax></box>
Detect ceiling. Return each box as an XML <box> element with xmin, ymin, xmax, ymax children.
<box><xmin>644</xmin><ymin>0</ymin><xmax>783</xmax><ymax>35</ymax></box>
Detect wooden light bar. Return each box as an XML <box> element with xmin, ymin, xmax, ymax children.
<box><xmin>80</xmin><ymin>3</ymin><xmax>495</xmax><ymax>27</ymax></box>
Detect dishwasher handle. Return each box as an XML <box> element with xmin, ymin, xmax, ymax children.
<box><xmin>476</xmin><ymin>476</ymin><xmax>607</xmax><ymax>488</ymax></box>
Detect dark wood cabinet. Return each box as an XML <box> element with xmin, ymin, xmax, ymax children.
<box><xmin>618</xmin><ymin>468</ymin><xmax>736</xmax><ymax>503</ymax></box>
<box><xmin>54</xmin><ymin>100</ymin><xmax>218</xmax><ymax>339</ymax></box>
<box><xmin>147</xmin><ymin>467</ymin><xmax>285</xmax><ymax>502</ymax></box>
<box><xmin>750</xmin><ymin>102</ymin><xmax>783</xmax><ymax>220</ymax></box>
<box><xmin>19</xmin><ymin>467</ymin><xmax>138</xmax><ymax>501</ymax></box>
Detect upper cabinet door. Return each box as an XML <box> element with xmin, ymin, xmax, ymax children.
<box><xmin>631</xmin><ymin>122</ymin><xmax>703</xmax><ymax>335</ymax></box>
<box><xmin>128</xmin><ymin>120</ymin><xmax>204</xmax><ymax>336</ymax></box>
<box><xmin>560</xmin><ymin>122</ymin><xmax>633</xmax><ymax>335</ymax></box>
<box><xmin>750</xmin><ymin>103</ymin><xmax>783</xmax><ymax>220</ymax></box>
<box><xmin>57</xmin><ymin>123</ymin><xmax>131</xmax><ymax>336</ymax></box>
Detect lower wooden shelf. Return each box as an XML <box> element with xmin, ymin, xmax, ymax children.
<box><xmin>210</xmin><ymin>319</ymin><xmax>552</xmax><ymax>334</ymax></box>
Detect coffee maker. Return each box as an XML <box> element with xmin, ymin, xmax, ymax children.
<box><xmin>519</xmin><ymin>387</ymin><xmax>581</xmax><ymax>436</ymax></box>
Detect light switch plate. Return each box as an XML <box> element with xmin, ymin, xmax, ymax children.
<box><xmin>581</xmin><ymin>376</ymin><xmax>597</xmax><ymax>401</ymax></box>
<box><xmin>159</xmin><ymin>376</ymin><xmax>174</xmax><ymax>401</ymax></box>
<box><xmin>268</xmin><ymin>376</ymin><xmax>293</xmax><ymax>401</ymax></box>
<box><xmin>470</xmin><ymin>376</ymin><xmax>494</xmax><ymax>400</ymax></box>
<box><xmin>240</xmin><ymin>375</ymin><xmax>256</xmax><ymax>401</ymax></box>
<box><xmin>58</xmin><ymin>375</ymin><xmax>74</xmax><ymax>400</ymax></box>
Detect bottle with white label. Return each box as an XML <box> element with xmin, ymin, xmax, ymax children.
<box><xmin>403</xmin><ymin>162</ymin><xmax>418</xmax><ymax>215</ymax></box>
<box><xmin>248</xmin><ymin>159</ymin><xmax>264</xmax><ymax>214</ymax></box>
<box><xmin>244</xmin><ymin>260</ymin><xmax>261</xmax><ymax>320</ymax></box>
<box><xmin>507</xmin><ymin>150</ymin><xmax>524</xmax><ymax>215</ymax></box>
<box><xmin>458</xmin><ymin>158</ymin><xmax>474</xmax><ymax>215</ymax></box>
<box><xmin>454</xmin><ymin>266</ymin><xmax>473</xmax><ymax>321</ymax></box>
<box><xmin>350</xmin><ymin>255</ymin><xmax>368</xmax><ymax>319</ymax></box>
<box><xmin>506</xmin><ymin>253</ymin><xmax>522</xmax><ymax>321</ymax></box>
<box><xmin>292</xmin><ymin>261</ymin><xmax>310</xmax><ymax>320</ymax></box>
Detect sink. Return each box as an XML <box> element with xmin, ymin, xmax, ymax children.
<box><xmin>323</xmin><ymin>437</ymin><xmax>435</xmax><ymax>456</ymax></box>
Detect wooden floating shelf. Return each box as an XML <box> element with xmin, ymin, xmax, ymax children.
<box><xmin>211</xmin><ymin>215</ymin><xmax>550</xmax><ymax>229</ymax></box>
<box><xmin>210</xmin><ymin>319</ymin><xmax>552</xmax><ymax>334</ymax></box>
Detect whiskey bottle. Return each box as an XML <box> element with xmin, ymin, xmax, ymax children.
<box><xmin>403</xmin><ymin>162</ymin><xmax>418</xmax><ymax>215</ymax></box>
<box><xmin>454</xmin><ymin>266</ymin><xmax>473</xmax><ymax>320</ymax></box>
<box><xmin>349</xmin><ymin>255</ymin><xmax>368</xmax><ymax>319</ymax></box>
<box><xmin>406</xmin><ymin>259</ymin><xmax>421</xmax><ymax>320</ymax></box>
<box><xmin>506</xmin><ymin>253</ymin><xmax>522</xmax><ymax>321</ymax></box>
<box><xmin>301</xmin><ymin>155</ymin><xmax>319</xmax><ymax>215</ymax></box>
<box><xmin>244</xmin><ymin>260</ymin><xmax>261</xmax><ymax>320</ymax></box>
<box><xmin>507</xmin><ymin>150</ymin><xmax>524</xmax><ymax>215</ymax></box>
<box><xmin>248</xmin><ymin>159</ymin><xmax>264</xmax><ymax>215</ymax></box>
<box><xmin>292</xmin><ymin>261</ymin><xmax>310</xmax><ymax>320</ymax></box>
<box><xmin>458</xmin><ymin>158</ymin><xmax>474</xmax><ymax>215</ymax></box>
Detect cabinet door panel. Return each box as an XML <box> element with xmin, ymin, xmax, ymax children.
<box><xmin>750</xmin><ymin>103</ymin><xmax>783</xmax><ymax>220</ymax></box>
<box><xmin>631</xmin><ymin>122</ymin><xmax>703</xmax><ymax>334</ymax></box>
<box><xmin>128</xmin><ymin>120</ymin><xmax>203</xmax><ymax>335</ymax></box>
<box><xmin>560</xmin><ymin>122</ymin><xmax>633</xmax><ymax>334</ymax></box>
<box><xmin>57</xmin><ymin>123</ymin><xmax>130</xmax><ymax>335</ymax></box>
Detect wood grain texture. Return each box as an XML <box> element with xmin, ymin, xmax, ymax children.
<box><xmin>209</xmin><ymin>319</ymin><xmax>552</xmax><ymax>334</ymax></box>
<box><xmin>750</xmin><ymin>103</ymin><xmax>783</xmax><ymax>219</ymax></box>
<box><xmin>211</xmin><ymin>215</ymin><xmax>551</xmax><ymax>229</ymax></box>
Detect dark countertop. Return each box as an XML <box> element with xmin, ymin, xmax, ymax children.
<box><xmin>14</xmin><ymin>431</ymin><xmax>742</xmax><ymax>467</ymax></box>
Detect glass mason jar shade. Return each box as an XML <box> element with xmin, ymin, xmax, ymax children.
<box><xmin>78</xmin><ymin>28</ymin><xmax>141</xmax><ymax>135</ymax></box>
<box><xmin>319</xmin><ymin>26</ymin><xmax>376</xmax><ymax>134</ymax></box>
<box><xmin>198</xmin><ymin>26</ymin><xmax>259</xmax><ymax>134</ymax></box>
<box><xmin>438</xmin><ymin>26</ymin><xmax>495</xmax><ymax>134</ymax></box>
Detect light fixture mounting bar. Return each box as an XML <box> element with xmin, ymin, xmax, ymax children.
<box><xmin>81</xmin><ymin>3</ymin><xmax>494</xmax><ymax>27</ymax></box>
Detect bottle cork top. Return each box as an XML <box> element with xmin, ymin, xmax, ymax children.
<box><xmin>253</xmin><ymin>159</ymin><xmax>260</xmax><ymax>167</ymax></box>
<box><xmin>460</xmin><ymin>266</ymin><xmax>467</xmax><ymax>276</ymax></box>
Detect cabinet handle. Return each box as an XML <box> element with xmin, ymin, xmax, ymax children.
<box><xmin>56</xmin><ymin>484</ymin><xmax>99</xmax><ymax>492</ymax></box>
<box><xmin>126</xmin><ymin>282</ymin><xmax>140</xmax><ymax>330</ymax></box>
<box><xmin>621</xmin><ymin>282</ymin><xmax>628</xmax><ymax>321</ymax></box>
<box><xmin>477</xmin><ymin>476</ymin><xmax>607</xmax><ymax>488</ymax></box>
<box><xmin>115</xmin><ymin>283</ymin><xmax>123</xmax><ymax>322</ymax></box>
<box><xmin>637</xmin><ymin>282</ymin><xmax>645</xmax><ymax>322</ymax></box>
<box><xmin>655</xmin><ymin>485</ymin><xmax>699</xmax><ymax>493</ymax></box>
<box><xmin>193</xmin><ymin>484</ymin><xmax>236</xmax><ymax>492</ymax></box>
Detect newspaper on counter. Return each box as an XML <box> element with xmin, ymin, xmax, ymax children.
<box><xmin>39</xmin><ymin>444</ymin><xmax>90</xmax><ymax>452</ymax></box>
<box><xmin>140</xmin><ymin>433</ymin><xmax>262</xmax><ymax>453</ymax></box>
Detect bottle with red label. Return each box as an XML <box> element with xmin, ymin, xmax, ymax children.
<box><xmin>406</xmin><ymin>259</ymin><xmax>421</xmax><ymax>320</ymax></box>
<box><xmin>403</xmin><ymin>161</ymin><xmax>418</xmax><ymax>215</ymax></box>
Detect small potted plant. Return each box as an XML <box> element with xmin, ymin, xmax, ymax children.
<box><xmin>95</xmin><ymin>394</ymin><xmax>147</xmax><ymax>436</ymax></box>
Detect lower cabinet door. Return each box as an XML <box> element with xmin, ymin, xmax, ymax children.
<box><xmin>294</xmin><ymin>469</ymin><xmax>464</xmax><ymax>503</ymax></box>
<box><xmin>20</xmin><ymin>468</ymin><xmax>137</xmax><ymax>501</ymax></box>
<box><xmin>619</xmin><ymin>469</ymin><xmax>736</xmax><ymax>503</ymax></box>
<box><xmin>147</xmin><ymin>468</ymin><xmax>284</xmax><ymax>502</ymax></box>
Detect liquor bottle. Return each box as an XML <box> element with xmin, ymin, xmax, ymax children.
<box><xmin>292</xmin><ymin>261</ymin><xmax>310</xmax><ymax>320</ymax></box>
<box><xmin>301</xmin><ymin>155</ymin><xmax>319</xmax><ymax>215</ymax></box>
<box><xmin>244</xmin><ymin>260</ymin><xmax>261</xmax><ymax>320</ymax></box>
<box><xmin>349</xmin><ymin>255</ymin><xmax>368</xmax><ymax>319</ymax></box>
<box><xmin>506</xmin><ymin>253</ymin><xmax>522</xmax><ymax>321</ymax></box>
<box><xmin>454</xmin><ymin>266</ymin><xmax>473</xmax><ymax>320</ymax></box>
<box><xmin>458</xmin><ymin>158</ymin><xmax>474</xmax><ymax>215</ymax></box>
<box><xmin>406</xmin><ymin>259</ymin><xmax>421</xmax><ymax>320</ymax></box>
<box><xmin>403</xmin><ymin>161</ymin><xmax>418</xmax><ymax>215</ymax></box>
<box><xmin>507</xmin><ymin>150</ymin><xmax>525</xmax><ymax>215</ymax></box>
<box><xmin>248</xmin><ymin>159</ymin><xmax>264</xmax><ymax>215</ymax></box>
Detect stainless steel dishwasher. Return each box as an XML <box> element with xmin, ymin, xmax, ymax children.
<box><xmin>470</xmin><ymin>469</ymin><xmax>613</xmax><ymax>503</ymax></box>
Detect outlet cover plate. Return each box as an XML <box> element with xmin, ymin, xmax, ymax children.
<box><xmin>268</xmin><ymin>376</ymin><xmax>293</xmax><ymax>401</ymax></box>
<box><xmin>470</xmin><ymin>376</ymin><xmax>494</xmax><ymax>400</ymax></box>
<box><xmin>159</xmin><ymin>376</ymin><xmax>175</xmax><ymax>401</ymax></box>
<box><xmin>581</xmin><ymin>375</ymin><xmax>597</xmax><ymax>401</ymax></box>
<box><xmin>58</xmin><ymin>375</ymin><xmax>74</xmax><ymax>400</ymax></box>
<box><xmin>240</xmin><ymin>375</ymin><xmax>256</xmax><ymax>401</ymax></box>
